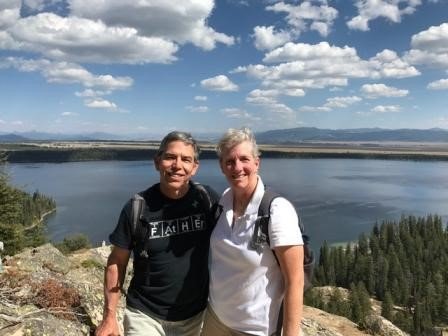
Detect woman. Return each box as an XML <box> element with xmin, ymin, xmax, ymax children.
<box><xmin>202</xmin><ymin>127</ymin><xmax>304</xmax><ymax>336</ymax></box>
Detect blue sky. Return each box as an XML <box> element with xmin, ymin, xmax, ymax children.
<box><xmin>0</xmin><ymin>0</ymin><xmax>447</xmax><ymax>137</ymax></box>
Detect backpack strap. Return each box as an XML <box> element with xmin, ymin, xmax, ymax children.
<box><xmin>130</xmin><ymin>193</ymin><xmax>145</xmax><ymax>244</ymax></box>
<box><xmin>191</xmin><ymin>181</ymin><xmax>223</xmax><ymax>226</ymax></box>
<box><xmin>250</xmin><ymin>188</ymin><xmax>279</xmax><ymax>254</ymax></box>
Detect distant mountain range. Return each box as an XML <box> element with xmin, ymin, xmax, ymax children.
<box><xmin>255</xmin><ymin>127</ymin><xmax>448</xmax><ymax>143</ymax></box>
<box><xmin>2</xmin><ymin>127</ymin><xmax>448</xmax><ymax>143</ymax></box>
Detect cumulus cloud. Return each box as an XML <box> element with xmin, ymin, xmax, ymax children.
<box><xmin>221</xmin><ymin>108</ymin><xmax>259</xmax><ymax>121</ymax></box>
<box><xmin>8</xmin><ymin>13</ymin><xmax>179</xmax><ymax>64</ymax></box>
<box><xmin>368</xmin><ymin>49</ymin><xmax>420</xmax><ymax>78</ymax></box>
<box><xmin>253</xmin><ymin>26</ymin><xmax>291</xmax><ymax>51</ymax></box>
<box><xmin>75</xmin><ymin>89</ymin><xmax>112</xmax><ymax>97</ymax></box>
<box><xmin>371</xmin><ymin>105</ymin><xmax>401</xmax><ymax>113</ymax></box>
<box><xmin>194</xmin><ymin>95</ymin><xmax>208</xmax><ymax>101</ymax></box>
<box><xmin>84</xmin><ymin>98</ymin><xmax>119</xmax><ymax>111</ymax></box>
<box><xmin>0</xmin><ymin>0</ymin><xmax>20</xmax><ymax>30</ymax></box>
<box><xmin>266</xmin><ymin>1</ymin><xmax>338</xmax><ymax>37</ymax></box>
<box><xmin>324</xmin><ymin>96</ymin><xmax>362</xmax><ymax>109</ymax></box>
<box><xmin>361</xmin><ymin>83</ymin><xmax>409</xmax><ymax>98</ymax></box>
<box><xmin>61</xmin><ymin>111</ymin><xmax>79</xmax><ymax>116</ymax></box>
<box><xmin>427</xmin><ymin>78</ymin><xmax>448</xmax><ymax>90</ymax></box>
<box><xmin>69</xmin><ymin>0</ymin><xmax>234</xmax><ymax>51</ymax></box>
<box><xmin>347</xmin><ymin>0</ymin><xmax>422</xmax><ymax>31</ymax></box>
<box><xmin>298</xmin><ymin>96</ymin><xmax>361</xmax><ymax>112</ymax></box>
<box><xmin>246</xmin><ymin>89</ymin><xmax>294</xmax><ymax>117</ymax></box>
<box><xmin>186</xmin><ymin>105</ymin><xmax>209</xmax><ymax>113</ymax></box>
<box><xmin>298</xmin><ymin>105</ymin><xmax>331</xmax><ymax>112</ymax></box>
<box><xmin>1</xmin><ymin>57</ymin><xmax>133</xmax><ymax>90</ymax></box>
<box><xmin>0</xmin><ymin>1</ymin><xmax>233</xmax><ymax>66</ymax></box>
<box><xmin>238</xmin><ymin>42</ymin><xmax>418</xmax><ymax>100</ymax></box>
<box><xmin>404</xmin><ymin>23</ymin><xmax>448</xmax><ymax>69</ymax></box>
<box><xmin>201</xmin><ymin>75</ymin><xmax>238</xmax><ymax>92</ymax></box>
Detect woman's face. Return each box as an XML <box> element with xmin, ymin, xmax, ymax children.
<box><xmin>220</xmin><ymin>141</ymin><xmax>260</xmax><ymax>193</ymax></box>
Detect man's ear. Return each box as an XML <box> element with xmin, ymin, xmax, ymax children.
<box><xmin>154</xmin><ymin>157</ymin><xmax>160</xmax><ymax>171</ymax></box>
<box><xmin>191</xmin><ymin>161</ymin><xmax>199</xmax><ymax>176</ymax></box>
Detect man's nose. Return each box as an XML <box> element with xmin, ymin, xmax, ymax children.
<box><xmin>172</xmin><ymin>156</ymin><xmax>182</xmax><ymax>167</ymax></box>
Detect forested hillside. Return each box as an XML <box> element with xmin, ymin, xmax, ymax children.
<box><xmin>0</xmin><ymin>154</ymin><xmax>56</xmax><ymax>255</ymax></box>
<box><xmin>306</xmin><ymin>215</ymin><xmax>448</xmax><ymax>335</ymax></box>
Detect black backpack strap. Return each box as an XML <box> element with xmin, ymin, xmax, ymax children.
<box><xmin>250</xmin><ymin>188</ymin><xmax>279</xmax><ymax>253</ymax></box>
<box><xmin>191</xmin><ymin>181</ymin><xmax>223</xmax><ymax>226</ymax></box>
<box><xmin>130</xmin><ymin>193</ymin><xmax>145</xmax><ymax>245</ymax></box>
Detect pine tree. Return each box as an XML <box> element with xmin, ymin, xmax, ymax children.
<box><xmin>381</xmin><ymin>291</ymin><xmax>394</xmax><ymax>321</ymax></box>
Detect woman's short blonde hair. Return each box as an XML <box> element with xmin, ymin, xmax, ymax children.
<box><xmin>216</xmin><ymin>127</ymin><xmax>260</xmax><ymax>159</ymax></box>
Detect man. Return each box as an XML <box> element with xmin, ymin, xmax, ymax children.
<box><xmin>96</xmin><ymin>131</ymin><xmax>218</xmax><ymax>336</ymax></box>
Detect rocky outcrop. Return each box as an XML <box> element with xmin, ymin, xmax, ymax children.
<box><xmin>0</xmin><ymin>244</ymin><xmax>408</xmax><ymax>336</ymax></box>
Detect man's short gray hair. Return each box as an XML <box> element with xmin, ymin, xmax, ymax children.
<box><xmin>216</xmin><ymin>127</ymin><xmax>260</xmax><ymax>159</ymax></box>
<box><xmin>156</xmin><ymin>131</ymin><xmax>200</xmax><ymax>162</ymax></box>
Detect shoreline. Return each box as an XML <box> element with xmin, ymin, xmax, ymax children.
<box><xmin>23</xmin><ymin>208</ymin><xmax>56</xmax><ymax>231</ymax></box>
<box><xmin>3</xmin><ymin>141</ymin><xmax>448</xmax><ymax>162</ymax></box>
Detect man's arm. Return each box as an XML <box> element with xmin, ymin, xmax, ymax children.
<box><xmin>95</xmin><ymin>246</ymin><xmax>131</xmax><ymax>336</ymax></box>
<box><xmin>274</xmin><ymin>245</ymin><xmax>304</xmax><ymax>336</ymax></box>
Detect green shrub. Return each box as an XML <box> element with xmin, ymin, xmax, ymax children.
<box><xmin>55</xmin><ymin>234</ymin><xmax>91</xmax><ymax>254</ymax></box>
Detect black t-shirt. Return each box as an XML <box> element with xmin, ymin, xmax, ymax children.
<box><xmin>109</xmin><ymin>182</ymin><xmax>219</xmax><ymax>321</ymax></box>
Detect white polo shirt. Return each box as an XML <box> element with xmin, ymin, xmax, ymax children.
<box><xmin>209</xmin><ymin>177</ymin><xmax>303</xmax><ymax>335</ymax></box>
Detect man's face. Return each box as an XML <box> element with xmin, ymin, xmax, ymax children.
<box><xmin>220</xmin><ymin>140</ymin><xmax>259</xmax><ymax>192</ymax></box>
<box><xmin>155</xmin><ymin>140</ymin><xmax>199</xmax><ymax>197</ymax></box>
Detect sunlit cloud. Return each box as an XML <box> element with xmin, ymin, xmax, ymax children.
<box><xmin>371</xmin><ymin>105</ymin><xmax>401</xmax><ymax>113</ymax></box>
<box><xmin>201</xmin><ymin>75</ymin><xmax>238</xmax><ymax>92</ymax></box>
<box><xmin>427</xmin><ymin>78</ymin><xmax>448</xmax><ymax>90</ymax></box>
<box><xmin>361</xmin><ymin>83</ymin><xmax>409</xmax><ymax>98</ymax></box>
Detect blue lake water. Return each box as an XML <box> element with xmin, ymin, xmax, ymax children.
<box><xmin>9</xmin><ymin>158</ymin><xmax>448</xmax><ymax>251</ymax></box>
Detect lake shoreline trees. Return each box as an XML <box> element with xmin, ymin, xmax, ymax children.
<box><xmin>307</xmin><ymin>214</ymin><xmax>448</xmax><ymax>336</ymax></box>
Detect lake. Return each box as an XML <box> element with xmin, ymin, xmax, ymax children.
<box><xmin>9</xmin><ymin>158</ymin><xmax>448</xmax><ymax>251</ymax></box>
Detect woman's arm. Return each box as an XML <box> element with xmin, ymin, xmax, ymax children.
<box><xmin>274</xmin><ymin>245</ymin><xmax>304</xmax><ymax>336</ymax></box>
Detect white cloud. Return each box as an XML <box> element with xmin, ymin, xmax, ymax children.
<box><xmin>299</xmin><ymin>95</ymin><xmax>361</xmax><ymax>112</ymax></box>
<box><xmin>266</xmin><ymin>1</ymin><xmax>338</xmax><ymax>37</ymax></box>
<box><xmin>246</xmin><ymin>89</ymin><xmax>279</xmax><ymax>105</ymax></box>
<box><xmin>369</xmin><ymin>49</ymin><xmax>420</xmax><ymax>78</ymax></box>
<box><xmin>240</xmin><ymin>42</ymin><xmax>417</xmax><ymax>100</ymax></box>
<box><xmin>298</xmin><ymin>105</ymin><xmax>331</xmax><ymax>112</ymax></box>
<box><xmin>371</xmin><ymin>105</ymin><xmax>401</xmax><ymax>113</ymax></box>
<box><xmin>0</xmin><ymin>0</ymin><xmax>20</xmax><ymax>30</ymax></box>
<box><xmin>194</xmin><ymin>95</ymin><xmax>207</xmax><ymax>101</ymax></box>
<box><xmin>186</xmin><ymin>105</ymin><xmax>209</xmax><ymax>113</ymax></box>
<box><xmin>246</xmin><ymin>89</ymin><xmax>294</xmax><ymax>117</ymax></box>
<box><xmin>1</xmin><ymin>1</ymin><xmax>234</xmax><ymax>67</ymax></box>
<box><xmin>324</xmin><ymin>96</ymin><xmax>362</xmax><ymax>108</ymax></box>
<box><xmin>253</xmin><ymin>26</ymin><xmax>291</xmax><ymax>51</ymax></box>
<box><xmin>201</xmin><ymin>75</ymin><xmax>238</xmax><ymax>92</ymax></box>
<box><xmin>84</xmin><ymin>98</ymin><xmax>118</xmax><ymax>111</ymax></box>
<box><xmin>347</xmin><ymin>0</ymin><xmax>422</xmax><ymax>31</ymax></box>
<box><xmin>361</xmin><ymin>83</ymin><xmax>409</xmax><ymax>98</ymax></box>
<box><xmin>61</xmin><ymin>111</ymin><xmax>79</xmax><ymax>116</ymax></box>
<box><xmin>75</xmin><ymin>89</ymin><xmax>111</xmax><ymax>97</ymax></box>
<box><xmin>8</xmin><ymin>13</ymin><xmax>179</xmax><ymax>64</ymax></box>
<box><xmin>427</xmin><ymin>78</ymin><xmax>448</xmax><ymax>90</ymax></box>
<box><xmin>69</xmin><ymin>0</ymin><xmax>234</xmax><ymax>51</ymax></box>
<box><xmin>404</xmin><ymin>23</ymin><xmax>448</xmax><ymax>69</ymax></box>
<box><xmin>221</xmin><ymin>108</ymin><xmax>259</xmax><ymax>121</ymax></box>
<box><xmin>11</xmin><ymin>120</ymin><xmax>24</xmax><ymax>125</ymax></box>
<box><xmin>1</xmin><ymin>57</ymin><xmax>133</xmax><ymax>90</ymax></box>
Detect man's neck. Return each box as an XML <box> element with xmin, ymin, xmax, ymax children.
<box><xmin>160</xmin><ymin>182</ymin><xmax>190</xmax><ymax>200</ymax></box>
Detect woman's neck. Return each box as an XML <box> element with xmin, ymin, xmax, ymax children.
<box><xmin>232</xmin><ymin>178</ymin><xmax>258</xmax><ymax>217</ymax></box>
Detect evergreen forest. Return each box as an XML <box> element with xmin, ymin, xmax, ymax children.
<box><xmin>306</xmin><ymin>215</ymin><xmax>448</xmax><ymax>335</ymax></box>
<box><xmin>0</xmin><ymin>154</ymin><xmax>56</xmax><ymax>255</ymax></box>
